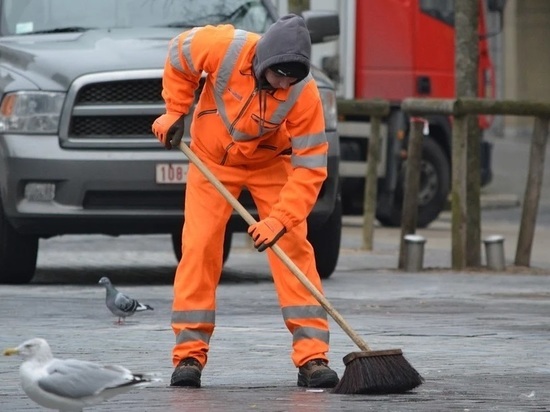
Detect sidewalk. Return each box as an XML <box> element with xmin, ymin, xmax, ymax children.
<box><xmin>340</xmin><ymin>206</ymin><xmax>550</xmax><ymax>273</ymax></box>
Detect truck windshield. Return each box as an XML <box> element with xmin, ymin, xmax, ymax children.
<box><xmin>0</xmin><ymin>0</ymin><xmax>274</xmax><ymax>36</ymax></box>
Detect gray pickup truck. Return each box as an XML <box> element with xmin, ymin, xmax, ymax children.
<box><xmin>0</xmin><ymin>0</ymin><xmax>342</xmax><ymax>283</ymax></box>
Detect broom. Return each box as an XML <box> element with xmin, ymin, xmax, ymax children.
<box><xmin>177</xmin><ymin>141</ymin><xmax>424</xmax><ymax>395</ymax></box>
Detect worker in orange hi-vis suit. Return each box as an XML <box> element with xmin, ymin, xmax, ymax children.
<box><xmin>152</xmin><ymin>14</ymin><xmax>338</xmax><ymax>389</ymax></box>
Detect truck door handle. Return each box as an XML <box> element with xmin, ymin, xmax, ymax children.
<box><xmin>416</xmin><ymin>76</ymin><xmax>431</xmax><ymax>95</ymax></box>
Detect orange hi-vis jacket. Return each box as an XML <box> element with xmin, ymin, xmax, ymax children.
<box><xmin>162</xmin><ymin>23</ymin><xmax>328</xmax><ymax>232</ymax></box>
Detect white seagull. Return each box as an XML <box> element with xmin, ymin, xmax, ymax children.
<box><xmin>3</xmin><ymin>338</ymin><xmax>160</xmax><ymax>411</ymax></box>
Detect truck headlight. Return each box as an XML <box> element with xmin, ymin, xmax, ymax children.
<box><xmin>0</xmin><ymin>91</ymin><xmax>65</xmax><ymax>133</ymax></box>
<box><xmin>319</xmin><ymin>88</ymin><xmax>337</xmax><ymax>131</ymax></box>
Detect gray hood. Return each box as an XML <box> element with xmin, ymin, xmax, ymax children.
<box><xmin>253</xmin><ymin>14</ymin><xmax>311</xmax><ymax>81</ymax></box>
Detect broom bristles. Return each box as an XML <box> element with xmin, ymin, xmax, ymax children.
<box><xmin>332</xmin><ymin>350</ymin><xmax>424</xmax><ymax>395</ymax></box>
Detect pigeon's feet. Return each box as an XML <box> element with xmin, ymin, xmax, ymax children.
<box><xmin>170</xmin><ymin>358</ymin><xmax>202</xmax><ymax>388</ymax></box>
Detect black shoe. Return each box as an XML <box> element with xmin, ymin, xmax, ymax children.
<box><xmin>170</xmin><ymin>357</ymin><xmax>202</xmax><ymax>387</ymax></box>
<box><xmin>297</xmin><ymin>359</ymin><xmax>339</xmax><ymax>388</ymax></box>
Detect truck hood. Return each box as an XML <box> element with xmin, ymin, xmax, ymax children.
<box><xmin>0</xmin><ymin>28</ymin><xmax>183</xmax><ymax>91</ymax></box>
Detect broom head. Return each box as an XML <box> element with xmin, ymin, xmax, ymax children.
<box><xmin>332</xmin><ymin>349</ymin><xmax>424</xmax><ymax>395</ymax></box>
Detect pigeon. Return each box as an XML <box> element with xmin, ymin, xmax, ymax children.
<box><xmin>3</xmin><ymin>338</ymin><xmax>160</xmax><ymax>411</ymax></box>
<box><xmin>98</xmin><ymin>276</ymin><xmax>154</xmax><ymax>324</ymax></box>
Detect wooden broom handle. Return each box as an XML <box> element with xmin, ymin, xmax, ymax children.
<box><xmin>178</xmin><ymin>141</ymin><xmax>371</xmax><ymax>352</ymax></box>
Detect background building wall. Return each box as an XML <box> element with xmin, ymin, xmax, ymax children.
<box><xmin>503</xmin><ymin>0</ymin><xmax>550</xmax><ymax>136</ymax></box>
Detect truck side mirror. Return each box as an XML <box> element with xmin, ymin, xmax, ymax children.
<box><xmin>488</xmin><ymin>0</ymin><xmax>506</xmax><ymax>13</ymax></box>
<box><xmin>301</xmin><ymin>10</ymin><xmax>339</xmax><ymax>44</ymax></box>
<box><xmin>483</xmin><ymin>0</ymin><xmax>507</xmax><ymax>38</ymax></box>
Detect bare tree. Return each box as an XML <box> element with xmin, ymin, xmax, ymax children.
<box><xmin>455</xmin><ymin>0</ymin><xmax>481</xmax><ymax>267</ymax></box>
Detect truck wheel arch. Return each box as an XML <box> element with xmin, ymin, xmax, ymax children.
<box><xmin>171</xmin><ymin>224</ymin><xmax>232</xmax><ymax>265</ymax></box>
<box><xmin>376</xmin><ymin>136</ymin><xmax>451</xmax><ymax>228</ymax></box>
<box><xmin>0</xmin><ymin>200</ymin><xmax>38</xmax><ymax>284</ymax></box>
<box><xmin>307</xmin><ymin>194</ymin><xmax>342</xmax><ymax>279</ymax></box>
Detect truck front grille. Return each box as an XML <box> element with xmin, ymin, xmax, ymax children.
<box><xmin>83</xmin><ymin>190</ymin><xmax>184</xmax><ymax>210</ymax></box>
<box><xmin>83</xmin><ymin>190</ymin><xmax>256</xmax><ymax>211</ymax></box>
<box><xmin>76</xmin><ymin>79</ymin><xmax>163</xmax><ymax>104</ymax></box>
<box><xmin>71</xmin><ymin>115</ymin><xmax>158</xmax><ymax>137</ymax></box>
<box><xmin>63</xmin><ymin>71</ymin><xmax>166</xmax><ymax>142</ymax></box>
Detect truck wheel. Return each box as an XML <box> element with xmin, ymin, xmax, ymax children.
<box><xmin>340</xmin><ymin>139</ymin><xmax>365</xmax><ymax>215</ymax></box>
<box><xmin>377</xmin><ymin>138</ymin><xmax>450</xmax><ymax>228</ymax></box>
<box><xmin>172</xmin><ymin>226</ymin><xmax>232</xmax><ymax>264</ymax></box>
<box><xmin>0</xmin><ymin>204</ymin><xmax>38</xmax><ymax>284</ymax></box>
<box><xmin>307</xmin><ymin>197</ymin><xmax>342</xmax><ymax>279</ymax></box>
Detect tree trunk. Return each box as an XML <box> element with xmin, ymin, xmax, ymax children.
<box><xmin>455</xmin><ymin>0</ymin><xmax>481</xmax><ymax>267</ymax></box>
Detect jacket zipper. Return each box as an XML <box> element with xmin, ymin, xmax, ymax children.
<box><xmin>221</xmin><ymin>144</ymin><xmax>280</xmax><ymax>165</ymax></box>
<box><xmin>197</xmin><ymin>109</ymin><xmax>217</xmax><ymax>118</ymax></box>
<box><xmin>258</xmin><ymin>144</ymin><xmax>277</xmax><ymax>150</ymax></box>
<box><xmin>220</xmin><ymin>142</ymin><xmax>235</xmax><ymax>165</ymax></box>
<box><xmin>229</xmin><ymin>87</ymin><xmax>258</xmax><ymax>135</ymax></box>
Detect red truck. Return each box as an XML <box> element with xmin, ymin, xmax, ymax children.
<box><xmin>319</xmin><ymin>0</ymin><xmax>506</xmax><ymax>227</ymax></box>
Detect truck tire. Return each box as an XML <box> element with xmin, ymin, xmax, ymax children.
<box><xmin>0</xmin><ymin>203</ymin><xmax>38</xmax><ymax>284</ymax></box>
<box><xmin>172</xmin><ymin>227</ymin><xmax>232</xmax><ymax>265</ymax></box>
<box><xmin>377</xmin><ymin>138</ymin><xmax>450</xmax><ymax>228</ymax></box>
<box><xmin>340</xmin><ymin>138</ymin><xmax>364</xmax><ymax>214</ymax></box>
<box><xmin>307</xmin><ymin>196</ymin><xmax>342</xmax><ymax>279</ymax></box>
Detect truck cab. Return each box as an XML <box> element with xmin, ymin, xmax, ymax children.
<box><xmin>0</xmin><ymin>0</ymin><xmax>341</xmax><ymax>283</ymax></box>
<box><xmin>330</xmin><ymin>0</ymin><xmax>498</xmax><ymax>226</ymax></box>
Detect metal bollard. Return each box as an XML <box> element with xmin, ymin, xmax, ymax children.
<box><xmin>483</xmin><ymin>235</ymin><xmax>506</xmax><ymax>271</ymax></box>
<box><xmin>403</xmin><ymin>234</ymin><xmax>426</xmax><ymax>272</ymax></box>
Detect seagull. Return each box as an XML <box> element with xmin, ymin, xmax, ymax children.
<box><xmin>3</xmin><ymin>338</ymin><xmax>160</xmax><ymax>412</ymax></box>
<box><xmin>98</xmin><ymin>276</ymin><xmax>154</xmax><ymax>324</ymax></box>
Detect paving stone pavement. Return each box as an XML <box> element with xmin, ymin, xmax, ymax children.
<box><xmin>1</xmin><ymin>219</ymin><xmax>550</xmax><ymax>411</ymax></box>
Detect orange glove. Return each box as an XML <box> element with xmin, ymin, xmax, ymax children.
<box><xmin>247</xmin><ymin>217</ymin><xmax>286</xmax><ymax>252</ymax></box>
<box><xmin>152</xmin><ymin>113</ymin><xmax>186</xmax><ymax>150</ymax></box>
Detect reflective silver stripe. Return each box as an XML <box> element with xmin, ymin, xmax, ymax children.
<box><xmin>229</xmin><ymin>76</ymin><xmax>312</xmax><ymax>141</ymax></box>
<box><xmin>168</xmin><ymin>35</ymin><xmax>184</xmax><ymax>72</ymax></box>
<box><xmin>171</xmin><ymin>310</ymin><xmax>215</xmax><ymax>324</ymax></box>
<box><xmin>282</xmin><ymin>305</ymin><xmax>327</xmax><ymax>321</ymax></box>
<box><xmin>176</xmin><ymin>329</ymin><xmax>212</xmax><ymax>345</ymax></box>
<box><xmin>169</xmin><ymin>28</ymin><xmax>200</xmax><ymax>74</ymax></box>
<box><xmin>291</xmin><ymin>132</ymin><xmax>327</xmax><ymax>150</ymax></box>
<box><xmin>181</xmin><ymin>27</ymin><xmax>200</xmax><ymax>75</ymax></box>
<box><xmin>213</xmin><ymin>32</ymin><xmax>312</xmax><ymax>142</ymax></box>
<box><xmin>215</xmin><ymin>29</ymin><xmax>248</xmax><ymax>132</ymax></box>
<box><xmin>230</xmin><ymin>128</ymin><xmax>254</xmax><ymax>141</ymax></box>
<box><xmin>291</xmin><ymin>153</ymin><xmax>327</xmax><ymax>169</ymax></box>
<box><xmin>269</xmin><ymin>75</ymin><xmax>311</xmax><ymax>125</ymax></box>
<box><xmin>293</xmin><ymin>327</ymin><xmax>330</xmax><ymax>344</ymax></box>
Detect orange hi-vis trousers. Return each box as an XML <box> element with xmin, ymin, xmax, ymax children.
<box><xmin>171</xmin><ymin>150</ymin><xmax>331</xmax><ymax>369</ymax></box>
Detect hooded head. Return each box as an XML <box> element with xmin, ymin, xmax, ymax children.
<box><xmin>253</xmin><ymin>14</ymin><xmax>311</xmax><ymax>86</ymax></box>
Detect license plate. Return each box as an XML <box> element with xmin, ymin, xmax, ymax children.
<box><xmin>155</xmin><ymin>163</ymin><xmax>188</xmax><ymax>184</ymax></box>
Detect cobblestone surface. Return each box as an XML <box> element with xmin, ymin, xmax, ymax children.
<box><xmin>1</xmin><ymin>222</ymin><xmax>549</xmax><ymax>411</ymax></box>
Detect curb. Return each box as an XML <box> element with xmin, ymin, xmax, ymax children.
<box><xmin>344</xmin><ymin>193</ymin><xmax>521</xmax><ymax>228</ymax></box>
